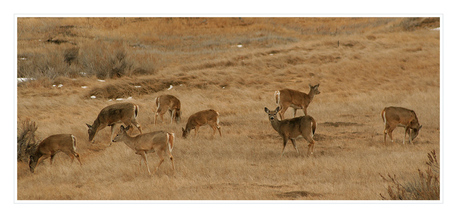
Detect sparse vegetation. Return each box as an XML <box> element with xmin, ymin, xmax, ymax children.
<box><xmin>380</xmin><ymin>150</ymin><xmax>440</xmax><ymax>200</ymax></box>
<box><xmin>17</xmin><ymin>17</ymin><xmax>440</xmax><ymax>200</ymax></box>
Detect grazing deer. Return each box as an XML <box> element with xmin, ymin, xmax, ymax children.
<box><xmin>274</xmin><ymin>84</ymin><xmax>320</xmax><ymax>120</ymax></box>
<box><xmin>381</xmin><ymin>106</ymin><xmax>422</xmax><ymax>145</ymax></box>
<box><xmin>112</xmin><ymin>125</ymin><xmax>175</xmax><ymax>175</ymax></box>
<box><xmin>86</xmin><ymin>102</ymin><xmax>142</xmax><ymax>146</ymax></box>
<box><xmin>264</xmin><ymin>107</ymin><xmax>317</xmax><ymax>156</ymax></box>
<box><xmin>182</xmin><ymin>109</ymin><xmax>222</xmax><ymax>138</ymax></box>
<box><xmin>153</xmin><ymin>94</ymin><xmax>181</xmax><ymax>124</ymax></box>
<box><xmin>29</xmin><ymin>134</ymin><xmax>82</xmax><ymax>173</ymax></box>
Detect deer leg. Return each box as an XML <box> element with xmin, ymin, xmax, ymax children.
<box><xmin>406</xmin><ymin>127</ymin><xmax>413</xmax><ymax>144</ymax></box>
<box><xmin>168</xmin><ymin>151</ymin><xmax>175</xmax><ymax>171</ymax></box>
<box><xmin>50</xmin><ymin>154</ymin><xmax>55</xmax><ymax>165</ymax></box>
<box><xmin>217</xmin><ymin>125</ymin><xmax>222</xmax><ymax>137</ymax></box>
<box><xmin>74</xmin><ymin>152</ymin><xmax>82</xmax><ymax>166</ymax></box>
<box><xmin>290</xmin><ymin>138</ymin><xmax>299</xmax><ymax>153</ymax></box>
<box><xmin>281</xmin><ymin>137</ymin><xmax>288</xmax><ymax>156</ymax></box>
<box><xmin>109</xmin><ymin>124</ymin><xmax>116</xmax><ymax>146</ymax></box>
<box><xmin>194</xmin><ymin>126</ymin><xmax>200</xmax><ymax>137</ymax></box>
<box><xmin>169</xmin><ymin>110</ymin><xmax>174</xmax><ymax>124</ymax></box>
<box><xmin>387</xmin><ymin>128</ymin><xmax>395</xmax><ymax>143</ymax></box>
<box><xmin>278</xmin><ymin>105</ymin><xmax>288</xmax><ymax>120</ymax></box>
<box><xmin>154</xmin><ymin>152</ymin><xmax>165</xmax><ymax>174</ymax></box>
<box><xmin>383</xmin><ymin>126</ymin><xmax>388</xmax><ymax>145</ymax></box>
<box><xmin>138</xmin><ymin>151</ymin><xmax>151</xmax><ymax>175</ymax></box>
<box><xmin>293</xmin><ymin>108</ymin><xmax>297</xmax><ymax>118</ymax></box>
<box><xmin>303</xmin><ymin>107</ymin><xmax>308</xmax><ymax>117</ymax></box>
<box><xmin>154</xmin><ymin>109</ymin><xmax>159</xmax><ymax>125</ymax></box>
<box><xmin>35</xmin><ymin>155</ymin><xmax>46</xmax><ymax>168</ymax></box>
<box><xmin>307</xmin><ymin>140</ymin><xmax>315</xmax><ymax>156</ymax></box>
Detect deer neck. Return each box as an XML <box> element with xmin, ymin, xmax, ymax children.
<box><xmin>269</xmin><ymin>118</ymin><xmax>282</xmax><ymax>133</ymax></box>
<box><xmin>307</xmin><ymin>90</ymin><xmax>316</xmax><ymax>101</ymax></box>
<box><xmin>119</xmin><ymin>134</ymin><xmax>138</xmax><ymax>150</ymax></box>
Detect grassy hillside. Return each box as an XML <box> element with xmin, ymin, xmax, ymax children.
<box><xmin>17</xmin><ymin>17</ymin><xmax>440</xmax><ymax>200</ymax></box>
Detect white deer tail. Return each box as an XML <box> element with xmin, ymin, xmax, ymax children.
<box><xmin>133</xmin><ymin>104</ymin><xmax>139</xmax><ymax>119</ymax></box>
<box><xmin>381</xmin><ymin>109</ymin><xmax>387</xmax><ymax>131</ymax></box>
<box><xmin>166</xmin><ymin>132</ymin><xmax>175</xmax><ymax>153</ymax></box>
<box><xmin>274</xmin><ymin>90</ymin><xmax>280</xmax><ymax>105</ymax></box>
<box><xmin>71</xmin><ymin>135</ymin><xmax>77</xmax><ymax>152</ymax></box>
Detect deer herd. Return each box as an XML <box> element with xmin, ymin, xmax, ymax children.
<box><xmin>26</xmin><ymin>83</ymin><xmax>423</xmax><ymax>175</ymax></box>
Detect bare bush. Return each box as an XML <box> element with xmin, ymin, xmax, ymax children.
<box><xmin>17</xmin><ymin>119</ymin><xmax>39</xmax><ymax>162</ymax></box>
<box><xmin>380</xmin><ymin>150</ymin><xmax>440</xmax><ymax>200</ymax></box>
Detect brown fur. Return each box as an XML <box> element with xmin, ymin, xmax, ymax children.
<box><xmin>182</xmin><ymin>109</ymin><xmax>222</xmax><ymax>138</ymax></box>
<box><xmin>154</xmin><ymin>94</ymin><xmax>181</xmax><ymax>124</ymax></box>
<box><xmin>382</xmin><ymin>106</ymin><xmax>422</xmax><ymax>145</ymax></box>
<box><xmin>275</xmin><ymin>84</ymin><xmax>320</xmax><ymax>120</ymax></box>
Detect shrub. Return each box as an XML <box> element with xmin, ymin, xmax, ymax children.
<box><xmin>17</xmin><ymin>119</ymin><xmax>39</xmax><ymax>162</ymax></box>
<box><xmin>380</xmin><ymin>150</ymin><xmax>440</xmax><ymax>200</ymax></box>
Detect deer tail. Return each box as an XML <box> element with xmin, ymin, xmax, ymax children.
<box><xmin>134</xmin><ymin>104</ymin><xmax>139</xmax><ymax>119</ymax></box>
<box><xmin>311</xmin><ymin>117</ymin><xmax>317</xmax><ymax>136</ymax></box>
<box><xmin>71</xmin><ymin>135</ymin><xmax>77</xmax><ymax>152</ymax></box>
<box><xmin>166</xmin><ymin>132</ymin><xmax>175</xmax><ymax>153</ymax></box>
<box><xmin>274</xmin><ymin>90</ymin><xmax>280</xmax><ymax>105</ymax></box>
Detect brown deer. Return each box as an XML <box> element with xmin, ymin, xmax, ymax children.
<box><xmin>29</xmin><ymin>134</ymin><xmax>82</xmax><ymax>173</ymax></box>
<box><xmin>264</xmin><ymin>107</ymin><xmax>317</xmax><ymax>156</ymax></box>
<box><xmin>86</xmin><ymin>102</ymin><xmax>142</xmax><ymax>146</ymax></box>
<box><xmin>274</xmin><ymin>84</ymin><xmax>320</xmax><ymax>120</ymax></box>
<box><xmin>182</xmin><ymin>109</ymin><xmax>222</xmax><ymax>138</ymax></box>
<box><xmin>381</xmin><ymin>106</ymin><xmax>422</xmax><ymax>145</ymax></box>
<box><xmin>112</xmin><ymin>125</ymin><xmax>175</xmax><ymax>175</ymax></box>
<box><xmin>153</xmin><ymin>94</ymin><xmax>181</xmax><ymax>124</ymax></box>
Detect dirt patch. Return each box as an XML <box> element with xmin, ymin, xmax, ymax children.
<box><xmin>276</xmin><ymin>191</ymin><xmax>322</xmax><ymax>199</ymax></box>
<box><xmin>320</xmin><ymin>122</ymin><xmax>363</xmax><ymax>127</ymax></box>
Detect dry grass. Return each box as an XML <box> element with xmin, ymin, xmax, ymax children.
<box><xmin>17</xmin><ymin>17</ymin><xmax>440</xmax><ymax>200</ymax></box>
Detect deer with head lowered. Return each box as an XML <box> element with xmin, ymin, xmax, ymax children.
<box><xmin>154</xmin><ymin>94</ymin><xmax>181</xmax><ymax>124</ymax></box>
<box><xmin>274</xmin><ymin>84</ymin><xmax>320</xmax><ymax>120</ymax></box>
<box><xmin>112</xmin><ymin>125</ymin><xmax>175</xmax><ymax>175</ymax></box>
<box><xmin>264</xmin><ymin>107</ymin><xmax>317</xmax><ymax>156</ymax></box>
<box><xmin>29</xmin><ymin>134</ymin><xmax>82</xmax><ymax>173</ymax></box>
<box><xmin>381</xmin><ymin>106</ymin><xmax>422</xmax><ymax>145</ymax></box>
<box><xmin>86</xmin><ymin>102</ymin><xmax>142</xmax><ymax>146</ymax></box>
<box><xmin>182</xmin><ymin>109</ymin><xmax>222</xmax><ymax>138</ymax></box>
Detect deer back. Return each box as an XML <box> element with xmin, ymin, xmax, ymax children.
<box><xmin>278</xmin><ymin>116</ymin><xmax>315</xmax><ymax>138</ymax></box>
<box><xmin>186</xmin><ymin>109</ymin><xmax>218</xmax><ymax>129</ymax></box>
<box><xmin>383</xmin><ymin>106</ymin><xmax>420</xmax><ymax>129</ymax></box>
<box><xmin>35</xmin><ymin>134</ymin><xmax>76</xmax><ymax>155</ymax></box>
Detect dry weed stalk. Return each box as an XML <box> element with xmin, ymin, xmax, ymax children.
<box><xmin>17</xmin><ymin>119</ymin><xmax>39</xmax><ymax>162</ymax></box>
<box><xmin>380</xmin><ymin>150</ymin><xmax>440</xmax><ymax>200</ymax></box>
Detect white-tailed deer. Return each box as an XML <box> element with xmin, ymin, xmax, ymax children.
<box><xmin>274</xmin><ymin>84</ymin><xmax>320</xmax><ymax>120</ymax></box>
<box><xmin>154</xmin><ymin>94</ymin><xmax>181</xmax><ymax>124</ymax></box>
<box><xmin>381</xmin><ymin>106</ymin><xmax>422</xmax><ymax>145</ymax></box>
<box><xmin>29</xmin><ymin>134</ymin><xmax>82</xmax><ymax>173</ymax></box>
<box><xmin>182</xmin><ymin>109</ymin><xmax>222</xmax><ymax>138</ymax></box>
<box><xmin>264</xmin><ymin>107</ymin><xmax>317</xmax><ymax>156</ymax></box>
<box><xmin>86</xmin><ymin>102</ymin><xmax>142</xmax><ymax>146</ymax></box>
<box><xmin>112</xmin><ymin>125</ymin><xmax>175</xmax><ymax>175</ymax></box>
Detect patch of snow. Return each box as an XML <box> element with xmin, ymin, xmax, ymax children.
<box><xmin>432</xmin><ymin>27</ymin><xmax>440</xmax><ymax>31</ymax></box>
<box><xmin>116</xmin><ymin>98</ymin><xmax>124</xmax><ymax>101</ymax></box>
<box><xmin>134</xmin><ymin>85</ymin><xmax>142</xmax><ymax>88</ymax></box>
<box><xmin>127</xmin><ymin>97</ymin><xmax>133</xmax><ymax>100</ymax></box>
<box><xmin>57</xmin><ymin>84</ymin><xmax>63</xmax><ymax>88</ymax></box>
<box><xmin>90</xmin><ymin>96</ymin><xmax>96</xmax><ymax>99</ymax></box>
<box><xmin>237</xmin><ymin>44</ymin><xmax>243</xmax><ymax>48</ymax></box>
<box><xmin>167</xmin><ymin>85</ymin><xmax>173</xmax><ymax>90</ymax></box>
<box><xmin>98</xmin><ymin>80</ymin><xmax>105</xmax><ymax>82</ymax></box>
<box><xmin>81</xmin><ymin>86</ymin><xmax>87</xmax><ymax>89</ymax></box>
<box><xmin>17</xmin><ymin>78</ymin><xmax>35</xmax><ymax>83</ymax></box>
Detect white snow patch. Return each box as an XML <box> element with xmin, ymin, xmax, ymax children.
<box><xmin>237</xmin><ymin>44</ymin><xmax>243</xmax><ymax>48</ymax></box>
<box><xmin>90</xmin><ymin>96</ymin><xmax>96</xmax><ymax>99</ymax></box>
<box><xmin>81</xmin><ymin>86</ymin><xmax>87</xmax><ymax>89</ymax></box>
<box><xmin>98</xmin><ymin>80</ymin><xmax>106</xmax><ymax>82</ymax></box>
<box><xmin>134</xmin><ymin>85</ymin><xmax>142</xmax><ymax>88</ymax></box>
<box><xmin>167</xmin><ymin>85</ymin><xmax>173</xmax><ymax>90</ymax></box>
<box><xmin>17</xmin><ymin>78</ymin><xmax>35</xmax><ymax>83</ymax></box>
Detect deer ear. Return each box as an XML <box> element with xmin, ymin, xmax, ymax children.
<box><xmin>86</xmin><ymin>123</ymin><xmax>92</xmax><ymax>128</ymax></box>
<box><xmin>264</xmin><ymin>107</ymin><xmax>270</xmax><ymax>114</ymax></box>
<box><xmin>275</xmin><ymin>106</ymin><xmax>280</xmax><ymax>113</ymax></box>
<box><xmin>182</xmin><ymin>127</ymin><xmax>185</xmax><ymax>132</ymax></box>
<box><xmin>419</xmin><ymin>125</ymin><xmax>423</xmax><ymax>130</ymax></box>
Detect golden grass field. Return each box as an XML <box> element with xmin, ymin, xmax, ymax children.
<box><xmin>16</xmin><ymin>17</ymin><xmax>440</xmax><ymax>200</ymax></box>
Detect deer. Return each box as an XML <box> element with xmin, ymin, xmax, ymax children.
<box><xmin>182</xmin><ymin>109</ymin><xmax>222</xmax><ymax>138</ymax></box>
<box><xmin>29</xmin><ymin>134</ymin><xmax>82</xmax><ymax>173</ymax></box>
<box><xmin>381</xmin><ymin>106</ymin><xmax>422</xmax><ymax>145</ymax></box>
<box><xmin>112</xmin><ymin>125</ymin><xmax>175</xmax><ymax>175</ymax></box>
<box><xmin>153</xmin><ymin>94</ymin><xmax>181</xmax><ymax>125</ymax></box>
<box><xmin>274</xmin><ymin>84</ymin><xmax>320</xmax><ymax>120</ymax></box>
<box><xmin>86</xmin><ymin>102</ymin><xmax>142</xmax><ymax>146</ymax></box>
<box><xmin>264</xmin><ymin>107</ymin><xmax>317</xmax><ymax>156</ymax></box>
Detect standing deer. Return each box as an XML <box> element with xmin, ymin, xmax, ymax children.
<box><xmin>274</xmin><ymin>84</ymin><xmax>320</xmax><ymax>120</ymax></box>
<box><xmin>112</xmin><ymin>125</ymin><xmax>175</xmax><ymax>175</ymax></box>
<box><xmin>381</xmin><ymin>106</ymin><xmax>422</xmax><ymax>145</ymax></box>
<box><xmin>29</xmin><ymin>134</ymin><xmax>82</xmax><ymax>173</ymax></box>
<box><xmin>86</xmin><ymin>102</ymin><xmax>142</xmax><ymax>146</ymax></box>
<box><xmin>264</xmin><ymin>107</ymin><xmax>317</xmax><ymax>156</ymax></box>
<box><xmin>182</xmin><ymin>109</ymin><xmax>222</xmax><ymax>138</ymax></box>
<box><xmin>153</xmin><ymin>94</ymin><xmax>181</xmax><ymax>124</ymax></box>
